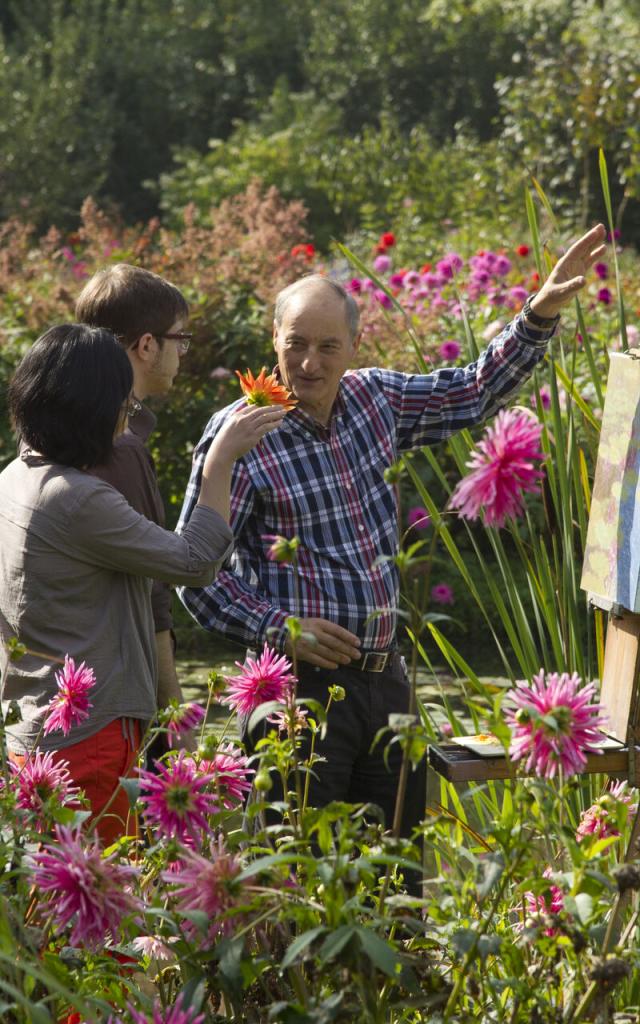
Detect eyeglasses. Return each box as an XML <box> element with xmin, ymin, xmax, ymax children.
<box><xmin>158</xmin><ymin>331</ymin><xmax>192</xmax><ymax>355</ymax></box>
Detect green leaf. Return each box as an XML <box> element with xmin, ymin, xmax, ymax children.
<box><xmin>451</xmin><ymin>928</ymin><xmax>477</xmax><ymax>958</ymax></box>
<box><xmin>217</xmin><ymin>936</ymin><xmax>244</xmax><ymax>997</ymax></box>
<box><xmin>476</xmin><ymin>853</ymin><xmax>505</xmax><ymax>900</ymax></box>
<box><xmin>280</xmin><ymin>926</ymin><xmax>327</xmax><ymax>970</ymax></box>
<box><xmin>246</xmin><ymin>699</ymin><xmax>287</xmax><ymax>734</ymax></box>
<box><xmin>477</xmin><ymin>934</ymin><xmax>502</xmax><ymax>962</ymax></box>
<box><xmin>318</xmin><ymin>926</ymin><xmax>356</xmax><ymax>963</ymax></box>
<box><xmin>355</xmin><ymin>928</ymin><xmax>401</xmax><ymax>976</ymax></box>
<box><xmin>565</xmin><ymin>892</ymin><xmax>593</xmax><ymax>925</ymax></box>
<box><xmin>118</xmin><ymin>776</ymin><xmax>141</xmax><ymax>810</ymax></box>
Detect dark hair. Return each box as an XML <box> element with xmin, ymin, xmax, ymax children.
<box><xmin>8</xmin><ymin>323</ymin><xmax>133</xmax><ymax>468</ymax></box>
<box><xmin>75</xmin><ymin>263</ymin><xmax>189</xmax><ymax>348</ymax></box>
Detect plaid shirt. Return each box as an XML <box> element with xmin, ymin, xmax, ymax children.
<box><xmin>177</xmin><ymin>314</ymin><xmax>554</xmax><ymax>651</ymax></box>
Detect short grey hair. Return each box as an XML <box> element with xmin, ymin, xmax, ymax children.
<box><xmin>274</xmin><ymin>274</ymin><xmax>360</xmax><ymax>342</ymax></box>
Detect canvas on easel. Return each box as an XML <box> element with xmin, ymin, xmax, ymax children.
<box><xmin>581</xmin><ymin>350</ymin><xmax>640</xmax><ymax>613</ymax></box>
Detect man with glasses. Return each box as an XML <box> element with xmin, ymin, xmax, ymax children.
<box><xmin>76</xmin><ymin>264</ymin><xmax>193</xmax><ymax>737</ymax></box>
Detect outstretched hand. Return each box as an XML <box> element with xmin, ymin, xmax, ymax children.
<box><xmin>207</xmin><ymin>402</ymin><xmax>287</xmax><ymax>465</ymax></box>
<box><xmin>529</xmin><ymin>223</ymin><xmax>607</xmax><ymax>320</ymax></box>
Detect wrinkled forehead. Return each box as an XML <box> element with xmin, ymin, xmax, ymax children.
<box><xmin>277</xmin><ymin>285</ymin><xmax>352</xmax><ymax>341</ymax></box>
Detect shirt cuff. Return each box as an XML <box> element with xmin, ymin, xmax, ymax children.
<box><xmin>513</xmin><ymin>311</ymin><xmax>559</xmax><ymax>347</ymax></box>
<box><xmin>256</xmin><ymin>607</ymin><xmax>290</xmax><ymax>653</ymax></box>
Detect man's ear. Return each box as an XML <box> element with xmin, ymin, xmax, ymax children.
<box><xmin>133</xmin><ymin>332</ymin><xmax>157</xmax><ymax>364</ymax></box>
<box><xmin>272</xmin><ymin>321</ymin><xmax>278</xmax><ymax>350</ymax></box>
<box><xmin>352</xmin><ymin>330</ymin><xmax>363</xmax><ymax>356</ymax></box>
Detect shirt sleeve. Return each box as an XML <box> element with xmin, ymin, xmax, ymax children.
<box><xmin>176</xmin><ymin>416</ymin><xmax>289</xmax><ymax>649</ymax></box>
<box><xmin>372</xmin><ymin>313</ymin><xmax>556</xmax><ymax>451</ymax></box>
<box><xmin>91</xmin><ymin>436</ymin><xmax>175</xmax><ymax>632</ymax></box>
<box><xmin>67</xmin><ymin>481</ymin><xmax>234</xmax><ymax>586</ymax></box>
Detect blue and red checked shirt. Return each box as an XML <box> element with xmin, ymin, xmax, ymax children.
<box><xmin>177</xmin><ymin>314</ymin><xmax>555</xmax><ymax>651</ymax></box>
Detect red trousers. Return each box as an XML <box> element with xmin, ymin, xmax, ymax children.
<box><xmin>12</xmin><ymin>717</ymin><xmax>141</xmax><ymax>846</ymax></box>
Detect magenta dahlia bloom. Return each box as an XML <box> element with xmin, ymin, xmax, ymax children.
<box><xmin>530</xmin><ymin>385</ymin><xmax>551</xmax><ymax>411</ymax></box>
<box><xmin>43</xmin><ymin>655</ymin><xmax>96</xmax><ymax>736</ymax></box>
<box><xmin>138</xmin><ymin>752</ymin><xmax>217</xmax><ymax>842</ymax></box>
<box><xmin>407</xmin><ymin>506</ymin><xmax>431</xmax><ymax>530</ymax></box>
<box><xmin>449</xmin><ymin>408</ymin><xmax>545</xmax><ymax>528</ymax></box>
<box><xmin>267</xmin><ymin>704</ymin><xmax>309</xmax><ymax>734</ymax></box>
<box><xmin>439</xmin><ymin>340</ymin><xmax>462</xmax><ymax>361</ymax></box>
<box><xmin>373</xmin><ymin>254</ymin><xmax>391</xmax><ymax>273</ymax></box>
<box><xmin>164</xmin><ymin>836</ymin><xmax>244</xmax><ymax>948</ymax></box>
<box><xmin>576</xmin><ymin>780</ymin><xmax>638</xmax><ymax>842</ymax></box>
<box><xmin>30</xmin><ymin>825</ymin><xmax>140</xmax><ymax>948</ymax></box>
<box><xmin>374</xmin><ymin>288</ymin><xmax>393</xmax><ymax>309</ymax></box>
<box><xmin>221</xmin><ymin>644</ymin><xmax>296</xmax><ymax>716</ymax></box>
<box><xmin>165</xmin><ymin>702</ymin><xmax>206</xmax><ymax>746</ymax></box>
<box><xmin>505</xmin><ymin>669</ymin><xmax>608</xmax><ymax>779</ymax></box>
<box><xmin>10</xmin><ymin>750</ymin><xmax>79</xmax><ymax>827</ymax></box>
<box><xmin>200</xmin><ymin>742</ymin><xmax>254</xmax><ymax>808</ymax></box>
<box><xmin>118</xmin><ymin>994</ymin><xmax>205</xmax><ymax>1024</ymax></box>
<box><xmin>431</xmin><ymin>582</ymin><xmax>454</xmax><ymax>606</ymax></box>
<box><xmin>523</xmin><ymin>867</ymin><xmax>565</xmax><ymax>936</ymax></box>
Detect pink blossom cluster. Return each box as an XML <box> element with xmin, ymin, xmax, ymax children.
<box><xmin>523</xmin><ymin>867</ymin><xmax>565</xmax><ymax>936</ymax></box>
<box><xmin>449</xmin><ymin>408</ymin><xmax>545</xmax><ymax>528</ymax></box>
<box><xmin>10</xmin><ymin>750</ymin><xmax>79</xmax><ymax>829</ymax></box>
<box><xmin>505</xmin><ymin>669</ymin><xmax>608</xmax><ymax>779</ymax></box>
<box><xmin>576</xmin><ymin>780</ymin><xmax>638</xmax><ymax>842</ymax></box>
<box><xmin>347</xmin><ymin>240</ymin><xmax>540</xmax><ymax>367</ymax></box>
<box><xmin>30</xmin><ymin>825</ymin><xmax>140</xmax><ymax>948</ymax></box>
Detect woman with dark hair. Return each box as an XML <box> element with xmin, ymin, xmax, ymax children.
<box><xmin>0</xmin><ymin>323</ymin><xmax>286</xmax><ymax>842</ymax></box>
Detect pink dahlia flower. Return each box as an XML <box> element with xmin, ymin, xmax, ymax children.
<box><xmin>407</xmin><ymin>506</ymin><xmax>431</xmax><ymax>530</ymax></box>
<box><xmin>164</xmin><ymin>836</ymin><xmax>244</xmax><ymax>948</ymax></box>
<box><xmin>505</xmin><ymin>669</ymin><xmax>608</xmax><ymax>779</ymax></box>
<box><xmin>131</xmin><ymin>935</ymin><xmax>175</xmax><ymax>962</ymax></box>
<box><xmin>117</xmin><ymin>994</ymin><xmax>205</xmax><ymax>1024</ymax></box>
<box><xmin>10</xmin><ymin>750</ymin><xmax>79</xmax><ymax>827</ymax></box>
<box><xmin>165</xmin><ymin>702</ymin><xmax>206</xmax><ymax>746</ymax></box>
<box><xmin>523</xmin><ymin>867</ymin><xmax>564</xmax><ymax>936</ymax></box>
<box><xmin>267</xmin><ymin>704</ymin><xmax>309</xmax><ymax>734</ymax></box>
<box><xmin>221</xmin><ymin>644</ymin><xmax>296</xmax><ymax>716</ymax></box>
<box><xmin>576</xmin><ymin>780</ymin><xmax>638</xmax><ymax>842</ymax></box>
<box><xmin>43</xmin><ymin>655</ymin><xmax>96</xmax><ymax>737</ymax></box>
<box><xmin>199</xmin><ymin>742</ymin><xmax>254</xmax><ymax>807</ymax></box>
<box><xmin>431</xmin><ymin>582</ymin><xmax>455</xmax><ymax>606</ymax></box>
<box><xmin>138</xmin><ymin>751</ymin><xmax>217</xmax><ymax>842</ymax></box>
<box><xmin>439</xmin><ymin>340</ymin><xmax>462</xmax><ymax>361</ymax></box>
<box><xmin>30</xmin><ymin>825</ymin><xmax>140</xmax><ymax>948</ymax></box>
<box><xmin>373</xmin><ymin>254</ymin><xmax>391</xmax><ymax>273</ymax></box>
<box><xmin>530</xmin><ymin>385</ymin><xmax>551</xmax><ymax>411</ymax></box>
<box><xmin>449</xmin><ymin>408</ymin><xmax>545</xmax><ymax>528</ymax></box>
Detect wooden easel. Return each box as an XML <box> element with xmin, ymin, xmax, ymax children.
<box><xmin>428</xmin><ymin>610</ymin><xmax>640</xmax><ymax>784</ymax></box>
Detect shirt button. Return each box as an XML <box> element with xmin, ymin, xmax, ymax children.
<box><xmin>358</xmin><ymin>524</ymin><xmax>365</xmax><ymax>531</ymax></box>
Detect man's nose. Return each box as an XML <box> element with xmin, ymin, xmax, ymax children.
<box><xmin>301</xmin><ymin>348</ymin><xmax>320</xmax><ymax>371</ymax></box>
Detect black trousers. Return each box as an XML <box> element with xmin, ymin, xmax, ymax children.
<box><xmin>244</xmin><ymin>652</ymin><xmax>427</xmax><ymax>844</ymax></box>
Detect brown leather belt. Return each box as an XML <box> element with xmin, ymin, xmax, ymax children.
<box><xmin>349</xmin><ymin>650</ymin><xmax>395</xmax><ymax>673</ymax></box>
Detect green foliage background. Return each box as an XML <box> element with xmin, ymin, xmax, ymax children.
<box><xmin>0</xmin><ymin>0</ymin><xmax>639</xmax><ymax>240</ymax></box>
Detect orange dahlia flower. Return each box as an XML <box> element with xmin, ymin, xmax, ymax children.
<box><xmin>235</xmin><ymin>367</ymin><xmax>297</xmax><ymax>410</ymax></box>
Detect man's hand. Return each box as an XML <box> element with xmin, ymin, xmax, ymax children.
<box><xmin>285</xmin><ymin>617</ymin><xmax>361</xmax><ymax>669</ymax></box>
<box><xmin>529</xmin><ymin>223</ymin><xmax>607</xmax><ymax>320</ymax></box>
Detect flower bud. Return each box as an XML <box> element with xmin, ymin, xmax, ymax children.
<box><xmin>254</xmin><ymin>769</ymin><xmax>273</xmax><ymax>793</ymax></box>
<box><xmin>329</xmin><ymin>685</ymin><xmax>346</xmax><ymax>702</ymax></box>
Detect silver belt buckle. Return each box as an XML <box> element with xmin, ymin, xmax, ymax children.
<box><xmin>361</xmin><ymin>651</ymin><xmax>389</xmax><ymax>673</ymax></box>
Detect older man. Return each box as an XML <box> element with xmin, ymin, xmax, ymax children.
<box><xmin>177</xmin><ymin>224</ymin><xmax>606</xmax><ymax>839</ymax></box>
